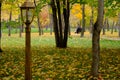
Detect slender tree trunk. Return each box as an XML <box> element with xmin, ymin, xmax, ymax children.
<box><xmin>49</xmin><ymin>14</ymin><xmax>53</xmax><ymax>35</ymax></box>
<box><xmin>111</xmin><ymin>21</ymin><xmax>114</xmax><ymax>34</ymax></box>
<box><xmin>106</xmin><ymin>18</ymin><xmax>110</xmax><ymax>31</ymax></box>
<box><xmin>81</xmin><ymin>4</ymin><xmax>85</xmax><ymax>37</ymax></box>
<box><xmin>114</xmin><ymin>22</ymin><xmax>118</xmax><ymax>32</ymax></box>
<box><xmin>8</xmin><ymin>10</ymin><xmax>12</xmax><ymax>36</ymax></box>
<box><xmin>102</xmin><ymin>20</ymin><xmax>106</xmax><ymax>35</ymax></box>
<box><xmin>34</xmin><ymin>0</ymin><xmax>42</xmax><ymax>36</ymax></box>
<box><xmin>90</xmin><ymin>6</ymin><xmax>94</xmax><ymax>37</ymax></box>
<box><xmin>0</xmin><ymin>2</ymin><xmax>3</xmax><ymax>52</ymax></box>
<box><xmin>19</xmin><ymin>14</ymin><xmax>22</xmax><ymax>37</ymax></box>
<box><xmin>20</xmin><ymin>23</ymin><xmax>24</xmax><ymax>32</ymax></box>
<box><xmin>19</xmin><ymin>26</ymin><xmax>22</xmax><ymax>37</ymax></box>
<box><xmin>48</xmin><ymin>5</ymin><xmax>53</xmax><ymax>35</ymax></box>
<box><xmin>91</xmin><ymin>0</ymin><xmax>104</xmax><ymax>79</ymax></box>
<box><xmin>68</xmin><ymin>23</ymin><xmax>71</xmax><ymax>35</ymax></box>
<box><xmin>37</xmin><ymin>17</ymin><xmax>42</xmax><ymax>36</ymax></box>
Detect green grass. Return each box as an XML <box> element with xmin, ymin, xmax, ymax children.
<box><xmin>2</xmin><ymin>28</ymin><xmax>52</xmax><ymax>34</ymax></box>
<box><xmin>0</xmin><ymin>33</ymin><xmax>120</xmax><ymax>79</ymax></box>
<box><xmin>1</xmin><ymin>33</ymin><xmax>120</xmax><ymax>49</ymax></box>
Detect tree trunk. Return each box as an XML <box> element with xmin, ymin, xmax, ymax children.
<box><xmin>111</xmin><ymin>21</ymin><xmax>114</xmax><ymax>34</ymax></box>
<box><xmin>63</xmin><ymin>0</ymin><xmax>70</xmax><ymax>48</ymax></box>
<box><xmin>19</xmin><ymin>26</ymin><xmax>22</xmax><ymax>37</ymax></box>
<box><xmin>8</xmin><ymin>10</ymin><xmax>12</xmax><ymax>36</ymax></box>
<box><xmin>68</xmin><ymin>24</ymin><xmax>71</xmax><ymax>35</ymax></box>
<box><xmin>0</xmin><ymin>2</ymin><xmax>3</xmax><ymax>52</ymax></box>
<box><xmin>19</xmin><ymin>14</ymin><xmax>22</xmax><ymax>37</ymax></box>
<box><xmin>51</xmin><ymin>0</ymin><xmax>60</xmax><ymax>47</ymax></box>
<box><xmin>114</xmin><ymin>22</ymin><xmax>118</xmax><ymax>32</ymax></box>
<box><xmin>37</xmin><ymin>17</ymin><xmax>42</xmax><ymax>36</ymax></box>
<box><xmin>34</xmin><ymin>0</ymin><xmax>42</xmax><ymax>36</ymax></box>
<box><xmin>56</xmin><ymin>0</ymin><xmax>63</xmax><ymax>47</ymax></box>
<box><xmin>106</xmin><ymin>18</ymin><xmax>110</xmax><ymax>31</ymax></box>
<box><xmin>102</xmin><ymin>20</ymin><xmax>106</xmax><ymax>35</ymax></box>
<box><xmin>49</xmin><ymin>14</ymin><xmax>53</xmax><ymax>35</ymax></box>
<box><xmin>91</xmin><ymin>0</ymin><xmax>104</xmax><ymax>79</ymax></box>
<box><xmin>90</xmin><ymin>6</ymin><xmax>94</xmax><ymax>37</ymax></box>
<box><xmin>51</xmin><ymin>0</ymin><xmax>70</xmax><ymax>48</ymax></box>
<box><xmin>81</xmin><ymin>4</ymin><xmax>85</xmax><ymax>37</ymax></box>
<box><xmin>48</xmin><ymin>5</ymin><xmax>53</xmax><ymax>35</ymax></box>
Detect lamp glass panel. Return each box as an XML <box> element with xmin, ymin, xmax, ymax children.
<box><xmin>28</xmin><ymin>9</ymin><xmax>34</xmax><ymax>22</ymax></box>
<box><xmin>21</xmin><ymin>9</ymin><xmax>27</xmax><ymax>23</ymax></box>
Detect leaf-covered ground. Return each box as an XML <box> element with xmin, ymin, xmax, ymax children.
<box><xmin>0</xmin><ymin>47</ymin><xmax>120</xmax><ymax>80</ymax></box>
<box><xmin>0</xmin><ymin>33</ymin><xmax>120</xmax><ymax>80</ymax></box>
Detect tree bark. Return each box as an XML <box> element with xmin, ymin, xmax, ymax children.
<box><xmin>56</xmin><ymin>0</ymin><xmax>63</xmax><ymax>47</ymax></box>
<box><xmin>63</xmin><ymin>0</ymin><xmax>70</xmax><ymax>48</ymax></box>
<box><xmin>91</xmin><ymin>0</ymin><xmax>104</xmax><ymax>79</ymax></box>
<box><xmin>51</xmin><ymin>0</ymin><xmax>60</xmax><ymax>47</ymax></box>
<box><xmin>81</xmin><ymin>4</ymin><xmax>85</xmax><ymax>37</ymax></box>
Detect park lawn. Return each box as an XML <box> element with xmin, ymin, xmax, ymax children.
<box><xmin>0</xmin><ymin>33</ymin><xmax>120</xmax><ymax>79</ymax></box>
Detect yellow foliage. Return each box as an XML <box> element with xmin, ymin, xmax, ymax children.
<box><xmin>71</xmin><ymin>4</ymin><xmax>82</xmax><ymax>20</ymax></box>
<box><xmin>85</xmin><ymin>5</ymin><xmax>92</xmax><ymax>17</ymax></box>
<box><xmin>75</xmin><ymin>13</ymin><xmax>82</xmax><ymax>19</ymax></box>
<box><xmin>71</xmin><ymin>4</ymin><xmax>92</xmax><ymax>20</ymax></box>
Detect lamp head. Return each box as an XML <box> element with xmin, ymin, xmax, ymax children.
<box><xmin>20</xmin><ymin>0</ymin><xmax>35</xmax><ymax>24</ymax></box>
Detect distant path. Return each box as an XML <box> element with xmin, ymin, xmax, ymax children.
<box><xmin>101</xmin><ymin>37</ymin><xmax>120</xmax><ymax>41</ymax></box>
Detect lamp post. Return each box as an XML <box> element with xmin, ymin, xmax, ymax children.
<box><xmin>20</xmin><ymin>0</ymin><xmax>35</xmax><ymax>80</ymax></box>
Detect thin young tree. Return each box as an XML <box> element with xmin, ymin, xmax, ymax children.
<box><xmin>81</xmin><ymin>3</ymin><xmax>85</xmax><ymax>37</ymax></box>
<box><xmin>91</xmin><ymin>0</ymin><xmax>104</xmax><ymax>79</ymax></box>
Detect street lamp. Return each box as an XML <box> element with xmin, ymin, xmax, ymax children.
<box><xmin>20</xmin><ymin>0</ymin><xmax>35</xmax><ymax>80</ymax></box>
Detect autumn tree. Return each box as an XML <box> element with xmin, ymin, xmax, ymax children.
<box><xmin>80</xmin><ymin>1</ymin><xmax>86</xmax><ymax>37</ymax></box>
<box><xmin>91</xmin><ymin>0</ymin><xmax>104</xmax><ymax>79</ymax></box>
<box><xmin>50</xmin><ymin>0</ymin><xmax>70</xmax><ymax>48</ymax></box>
<box><xmin>34</xmin><ymin>0</ymin><xmax>47</xmax><ymax>36</ymax></box>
